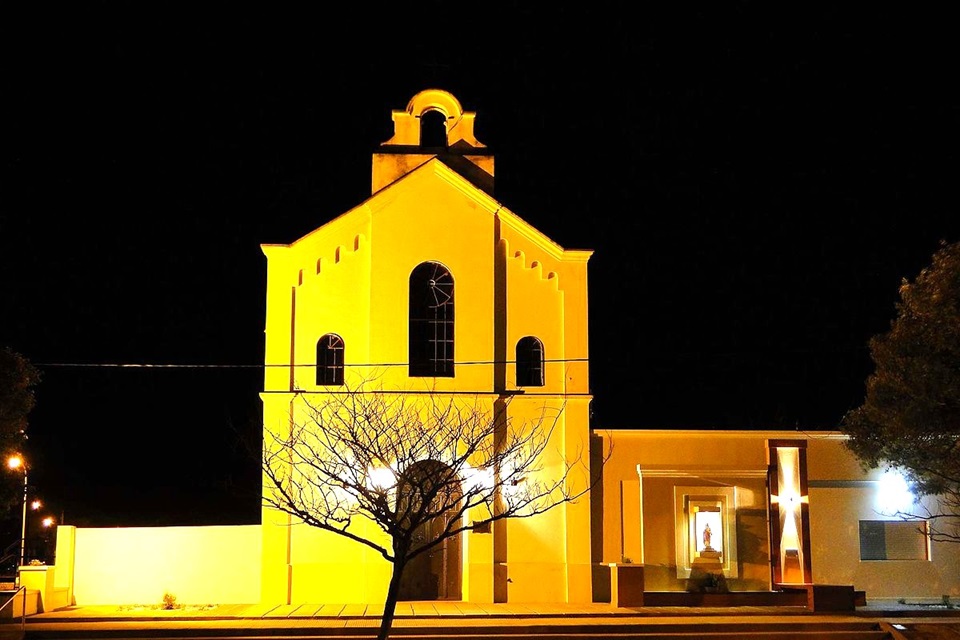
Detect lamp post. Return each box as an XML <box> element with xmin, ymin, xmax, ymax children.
<box><xmin>6</xmin><ymin>455</ymin><xmax>29</xmax><ymax>576</ymax></box>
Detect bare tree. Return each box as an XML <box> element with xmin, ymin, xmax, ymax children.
<box><xmin>262</xmin><ymin>383</ymin><xmax>603</xmax><ymax>640</ymax></box>
<box><xmin>888</xmin><ymin>497</ymin><xmax>960</xmax><ymax>545</ymax></box>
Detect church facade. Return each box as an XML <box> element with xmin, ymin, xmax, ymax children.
<box><xmin>42</xmin><ymin>90</ymin><xmax>960</xmax><ymax>610</ymax></box>
<box><xmin>258</xmin><ymin>89</ymin><xmax>593</xmax><ymax>605</ymax></box>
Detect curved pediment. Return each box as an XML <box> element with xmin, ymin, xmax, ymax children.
<box><xmin>406</xmin><ymin>89</ymin><xmax>465</xmax><ymax>121</ymax></box>
<box><xmin>380</xmin><ymin>88</ymin><xmax>486</xmax><ymax>150</ymax></box>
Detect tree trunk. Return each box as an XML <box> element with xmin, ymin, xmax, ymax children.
<box><xmin>377</xmin><ymin>561</ymin><xmax>405</xmax><ymax>640</ymax></box>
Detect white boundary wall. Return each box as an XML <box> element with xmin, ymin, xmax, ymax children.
<box><xmin>63</xmin><ymin>525</ymin><xmax>261</xmax><ymax>605</ymax></box>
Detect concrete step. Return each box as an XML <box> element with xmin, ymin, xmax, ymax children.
<box><xmin>23</xmin><ymin>635</ymin><xmax>892</xmax><ymax>640</ymax></box>
<box><xmin>13</xmin><ymin>620</ymin><xmax>894</xmax><ymax>639</ymax></box>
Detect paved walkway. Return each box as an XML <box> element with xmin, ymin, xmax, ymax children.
<box><xmin>21</xmin><ymin>598</ymin><xmax>960</xmax><ymax>620</ymax></box>
<box><xmin>4</xmin><ymin>600</ymin><xmax>960</xmax><ymax>639</ymax></box>
<box><xmin>27</xmin><ymin>601</ymin><xmax>816</xmax><ymax>620</ymax></box>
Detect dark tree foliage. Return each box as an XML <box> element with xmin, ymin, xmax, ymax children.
<box><xmin>841</xmin><ymin>240</ymin><xmax>960</xmax><ymax>541</ymax></box>
<box><xmin>0</xmin><ymin>347</ymin><xmax>40</xmax><ymax>516</ymax></box>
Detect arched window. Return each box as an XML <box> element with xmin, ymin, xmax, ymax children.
<box><xmin>420</xmin><ymin>110</ymin><xmax>447</xmax><ymax>148</ymax></box>
<box><xmin>409</xmin><ymin>262</ymin><xmax>454</xmax><ymax>377</ymax></box>
<box><xmin>516</xmin><ymin>336</ymin><xmax>544</xmax><ymax>387</ymax></box>
<box><xmin>316</xmin><ymin>333</ymin><xmax>344</xmax><ymax>386</ymax></box>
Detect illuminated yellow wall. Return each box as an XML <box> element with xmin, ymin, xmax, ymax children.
<box><xmin>806</xmin><ymin>436</ymin><xmax>960</xmax><ymax>598</ymax></box>
<box><xmin>596</xmin><ymin>430</ymin><xmax>960</xmax><ymax>599</ymax></box>
<box><xmin>260</xmin><ymin>90</ymin><xmax>593</xmax><ymax>605</ymax></box>
<box><xmin>595</xmin><ymin>430</ymin><xmax>773</xmax><ymax>592</ymax></box>
<box><xmin>68</xmin><ymin>525</ymin><xmax>261</xmax><ymax>605</ymax></box>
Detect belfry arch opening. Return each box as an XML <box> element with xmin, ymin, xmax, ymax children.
<box><xmin>420</xmin><ymin>110</ymin><xmax>447</xmax><ymax>148</ymax></box>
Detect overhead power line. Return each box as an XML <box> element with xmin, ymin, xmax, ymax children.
<box><xmin>33</xmin><ymin>358</ymin><xmax>590</xmax><ymax>369</ymax></box>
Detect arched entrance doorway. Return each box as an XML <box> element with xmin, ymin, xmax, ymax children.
<box><xmin>396</xmin><ymin>460</ymin><xmax>463</xmax><ymax>600</ymax></box>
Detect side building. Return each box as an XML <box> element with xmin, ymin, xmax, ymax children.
<box><xmin>594</xmin><ymin>430</ymin><xmax>959</xmax><ymax>603</ymax></box>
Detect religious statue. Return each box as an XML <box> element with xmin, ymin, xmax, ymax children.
<box><xmin>702</xmin><ymin>522</ymin><xmax>713</xmax><ymax>549</ymax></box>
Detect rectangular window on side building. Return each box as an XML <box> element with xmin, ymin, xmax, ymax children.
<box><xmin>859</xmin><ymin>520</ymin><xmax>929</xmax><ymax>561</ymax></box>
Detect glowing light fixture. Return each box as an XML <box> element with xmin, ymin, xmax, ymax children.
<box><xmin>366</xmin><ymin>466</ymin><xmax>396</xmax><ymax>492</ymax></box>
<box><xmin>876</xmin><ymin>469</ymin><xmax>914</xmax><ymax>515</ymax></box>
<box><xmin>463</xmin><ymin>465</ymin><xmax>494</xmax><ymax>491</ymax></box>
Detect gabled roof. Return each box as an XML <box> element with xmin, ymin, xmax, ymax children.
<box><xmin>263</xmin><ymin>89</ymin><xmax>591</xmax><ymax>263</ymax></box>
<box><xmin>264</xmin><ymin>156</ymin><xmax>590</xmax><ymax>264</ymax></box>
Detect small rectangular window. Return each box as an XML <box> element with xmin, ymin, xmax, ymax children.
<box><xmin>859</xmin><ymin>520</ymin><xmax>928</xmax><ymax>561</ymax></box>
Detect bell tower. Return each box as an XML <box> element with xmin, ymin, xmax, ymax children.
<box><xmin>372</xmin><ymin>88</ymin><xmax>495</xmax><ymax>195</ymax></box>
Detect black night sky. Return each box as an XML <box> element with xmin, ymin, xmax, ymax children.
<box><xmin>2</xmin><ymin>5</ymin><xmax>958</xmax><ymax>528</ymax></box>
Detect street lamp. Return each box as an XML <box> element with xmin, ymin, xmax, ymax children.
<box><xmin>6</xmin><ymin>455</ymin><xmax>29</xmax><ymax>575</ymax></box>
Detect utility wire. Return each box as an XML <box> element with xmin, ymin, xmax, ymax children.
<box><xmin>33</xmin><ymin>358</ymin><xmax>590</xmax><ymax>369</ymax></box>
